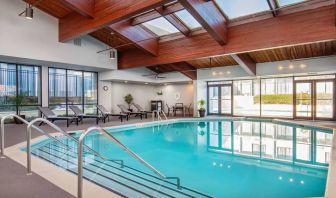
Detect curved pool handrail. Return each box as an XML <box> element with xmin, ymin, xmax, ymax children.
<box><xmin>0</xmin><ymin>114</ymin><xmax>70</xmax><ymax>158</ymax></box>
<box><xmin>78</xmin><ymin>126</ymin><xmax>181</xmax><ymax>198</ymax></box>
<box><xmin>26</xmin><ymin>118</ymin><xmax>108</xmax><ymax>174</ymax></box>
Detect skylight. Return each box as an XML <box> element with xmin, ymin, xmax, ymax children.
<box><xmin>175</xmin><ymin>10</ymin><xmax>202</xmax><ymax>29</ymax></box>
<box><xmin>142</xmin><ymin>17</ymin><xmax>180</xmax><ymax>36</ymax></box>
<box><xmin>214</xmin><ymin>0</ymin><xmax>270</xmax><ymax>19</ymax></box>
<box><xmin>278</xmin><ymin>0</ymin><xmax>306</xmax><ymax>6</ymax></box>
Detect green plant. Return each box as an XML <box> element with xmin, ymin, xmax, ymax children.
<box><xmin>198</xmin><ymin>99</ymin><xmax>206</xmax><ymax>111</ymax></box>
<box><xmin>124</xmin><ymin>94</ymin><xmax>134</xmax><ymax>109</ymax></box>
<box><xmin>11</xmin><ymin>92</ymin><xmax>27</xmax><ymax>115</ymax></box>
<box><xmin>156</xmin><ymin>91</ymin><xmax>163</xmax><ymax>96</ymax></box>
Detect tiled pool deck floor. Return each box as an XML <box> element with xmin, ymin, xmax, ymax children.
<box><xmin>1</xmin><ymin>117</ymin><xmax>336</xmax><ymax>198</ymax></box>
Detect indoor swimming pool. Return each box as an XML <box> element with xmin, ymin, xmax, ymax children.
<box><xmin>29</xmin><ymin>119</ymin><xmax>333</xmax><ymax>198</ymax></box>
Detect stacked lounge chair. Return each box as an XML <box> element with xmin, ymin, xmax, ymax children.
<box><xmin>38</xmin><ymin>106</ymin><xmax>78</xmax><ymax>127</ymax></box>
<box><xmin>69</xmin><ymin>105</ymin><xmax>101</xmax><ymax>124</ymax></box>
<box><xmin>96</xmin><ymin>104</ymin><xmax>128</xmax><ymax>122</ymax></box>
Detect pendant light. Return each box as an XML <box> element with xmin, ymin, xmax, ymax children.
<box><xmin>109</xmin><ymin>50</ymin><xmax>116</xmax><ymax>59</ymax></box>
<box><xmin>25</xmin><ymin>4</ymin><xmax>33</xmax><ymax>19</ymax></box>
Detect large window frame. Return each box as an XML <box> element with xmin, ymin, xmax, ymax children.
<box><xmin>48</xmin><ymin>67</ymin><xmax>98</xmax><ymax>116</ymax></box>
<box><xmin>0</xmin><ymin>62</ymin><xmax>42</xmax><ymax>119</ymax></box>
<box><xmin>207</xmin><ymin>74</ymin><xmax>336</xmax><ymax>120</ymax></box>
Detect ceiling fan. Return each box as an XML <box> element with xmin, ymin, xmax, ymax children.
<box><xmin>142</xmin><ymin>73</ymin><xmax>166</xmax><ymax>79</ymax></box>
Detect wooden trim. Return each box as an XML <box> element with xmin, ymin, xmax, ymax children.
<box><xmin>231</xmin><ymin>54</ymin><xmax>256</xmax><ymax>76</ymax></box>
<box><xmin>164</xmin><ymin>14</ymin><xmax>191</xmax><ymax>36</ymax></box>
<box><xmin>59</xmin><ymin>0</ymin><xmax>95</xmax><ymax>18</ymax></box>
<box><xmin>108</xmin><ymin>21</ymin><xmax>159</xmax><ymax>56</ymax></box>
<box><xmin>118</xmin><ymin>6</ymin><xmax>336</xmax><ymax>69</ymax></box>
<box><xmin>179</xmin><ymin>0</ymin><xmax>227</xmax><ymax>45</ymax></box>
<box><xmin>59</xmin><ymin>0</ymin><xmax>174</xmax><ymax>42</ymax></box>
<box><xmin>131</xmin><ymin>2</ymin><xmax>184</xmax><ymax>25</ymax></box>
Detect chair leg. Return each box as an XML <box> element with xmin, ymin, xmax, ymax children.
<box><xmin>66</xmin><ymin>119</ymin><xmax>69</xmax><ymax>127</ymax></box>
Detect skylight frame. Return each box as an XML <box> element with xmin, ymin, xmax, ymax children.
<box><xmin>277</xmin><ymin>0</ymin><xmax>306</xmax><ymax>7</ymax></box>
<box><xmin>142</xmin><ymin>17</ymin><xmax>181</xmax><ymax>37</ymax></box>
<box><xmin>174</xmin><ymin>9</ymin><xmax>202</xmax><ymax>30</ymax></box>
<box><xmin>214</xmin><ymin>0</ymin><xmax>272</xmax><ymax>19</ymax></box>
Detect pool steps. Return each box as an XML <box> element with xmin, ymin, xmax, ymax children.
<box><xmin>32</xmin><ymin>141</ymin><xmax>213</xmax><ymax>198</ymax></box>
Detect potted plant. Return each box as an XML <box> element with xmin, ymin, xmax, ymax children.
<box><xmin>124</xmin><ymin>94</ymin><xmax>134</xmax><ymax>111</ymax></box>
<box><xmin>14</xmin><ymin>93</ymin><xmax>27</xmax><ymax>124</ymax></box>
<box><xmin>198</xmin><ymin>99</ymin><xmax>206</xmax><ymax>117</ymax></box>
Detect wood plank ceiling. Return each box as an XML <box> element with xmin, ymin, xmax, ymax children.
<box><xmin>21</xmin><ymin>0</ymin><xmax>336</xmax><ymax>80</ymax></box>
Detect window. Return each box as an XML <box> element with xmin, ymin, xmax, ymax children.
<box><xmin>0</xmin><ymin>63</ymin><xmax>41</xmax><ymax>120</ymax></box>
<box><xmin>214</xmin><ymin>0</ymin><xmax>270</xmax><ymax>19</ymax></box>
<box><xmin>175</xmin><ymin>10</ymin><xmax>202</xmax><ymax>29</ymax></box>
<box><xmin>278</xmin><ymin>0</ymin><xmax>306</xmax><ymax>7</ymax></box>
<box><xmin>260</xmin><ymin>77</ymin><xmax>293</xmax><ymax>117</ymax></box>
<box><xmin>233</xmin><ymin>80</ymin><xmax>260</xmax><ymax>116</ymax></box>
<box><xmin>48</xmin><ymin>68</ymin><xmax>98</xmax><ymax>116</ymax></box>
<box><xmin>142</xmin><ymin>17</ymin><xmax>180</xmax><ymax>36</ymax></box>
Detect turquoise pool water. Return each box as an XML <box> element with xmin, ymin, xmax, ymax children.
<box><xmin>31</xmin><ymin>119</ymin><xmax>332</xmax><ymax>198</ymax></box>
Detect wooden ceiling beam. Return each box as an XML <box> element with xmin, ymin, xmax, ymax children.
<box><xmin>231</xmin><ymin>54</ymin><xmax>256</xmax><ymax>76</ymax></box>
<box><xmin>164</xmin><ymin>14</ymin><xmax>191</xmax><ymax>36</ymax></box>
<box><xmin>166</xmin><ymin>62</ymin><xmax>197</xmax><ymax>80</ymax></box>
<box><xmin>59</xmin><ymin>0</ymin><xmax>174</xmax><ymax>42</ymax></box>
<box><xmin>118</xmin><ymin>5</ymin><xmax>336</xmax><ymax>69</ymax></box>
<box><xmin>131</xmin><ymin>2</ymin><xmax>184</xmax><ymax>26</ymax></box>
<box><xmin>108</xmin><ymin>21</ymin><xmax>158</xmax><ymax>56</ymax></box>
<box><xmin>179</xmin><ymin>0</ymin><xmax>227</xmax><ymax>45</ymax></box>
<box><xmin>59</xmin><ymin>0</ymin><xmax>95</xmax><ymax>18</ymax></box>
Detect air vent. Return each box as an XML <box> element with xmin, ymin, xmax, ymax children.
<box><xmin>74</xmin><ymin>38</ymin><xmax>81</xmax><ymax>46</ymax></box>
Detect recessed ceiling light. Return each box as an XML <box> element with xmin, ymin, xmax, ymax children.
<box><xmin>145</xmin><ymin>82</ymin><xmax>148</xmax><ymax>85</ymax></box>
<box><xmin>226</xmin><ymin>71</ymin><xmax>231</xmax><ymax>74</ymax></box>
<box><xmin>288</xmin><ymin>64</ymin><xmax>294</xmax><ymax>69</ymax></box>
<box><xmin>278</xmin><ymin>65</ymin><xmax>283</xmax><ymax>70</ymax></box>
<box><xmin>124</xmin><ymin>81</ymin><xmax>128</xmax><ymax>83</ymax></box>
<box><xmin>300</xmin><ymin>63</ymin><xmax>306</xmax><ymax>68</ymax></box>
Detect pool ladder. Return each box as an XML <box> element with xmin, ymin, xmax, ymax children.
<box><xmin>152</xmin><ymin>109</ymin><xmax>168</xmax><ymax>122</ymax></box>
<box><xmin>0</xmin><ymin>115</ymin><xmax>181</xmax><ymax>198</ymax></box>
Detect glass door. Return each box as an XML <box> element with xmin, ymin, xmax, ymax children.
<box><xmin>315</xmin><ymin>81</ymin><xmax>334</xmax><ymax>119</ymax></box>
<box><xmin>221</xmin><ymin>85</ymin><xmax>232</xmax><ymax>115</ymax></box>
<box><xmin>208</xmin><ymin>86</ymin><xmax>219</xmax><ymax>114</ymax></box>
<box><xmin>295</xmin><ymin>82</ymin><xmax>312</xmax><ymax>119</ymax></box>
<box><xmin>295</xmin><ymin>79</ymin><xmax>334</xmax><ymax>120</ymax></box>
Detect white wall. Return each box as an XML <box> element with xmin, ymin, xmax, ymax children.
<box><xmin>109</xmin><ymin>82</ymin><xmax>156</xmax><ymax>113</ymax></box>
<box><xmin>101</xmin><ymin>82</ymin><xmax>194</xmax><ymax>114</ymax></box>
<box><xmin>0</xmin><ymin>0</ymin><xmax>117</xmax><ymax>70</ymax></box>
<box><xmin>157</xmin><ymin>83</ymin><xmax>194</xmax><ymax>107</ymax></box>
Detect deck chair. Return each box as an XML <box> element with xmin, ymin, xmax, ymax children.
<box><xmin>38</xmin><ymin>107</ymin><xmax>78</xmax><ymax>127</ymax></box>
<box><xmin>96</xmin><ymin>105</ymin><xmax>128</xmax><ymax>122</ymax></box>
<box><xmin>132</xmin><ymin>103</ymin><xmax>152</xmax><ymax>118</ymax></box>
<box><xmin>69</xmin><ymin>106</ymin><xmax>101</xmax><ymax>124</ymax></box>
<box><xmin>117</xmin><ymin>104</ymin><xmax>144</xmax><ymax>120</ymax></box>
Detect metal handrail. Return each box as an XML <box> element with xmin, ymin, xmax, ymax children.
<box><xmin>152</xmin><ymin>110</ymin><xmax>168</xmax><ymax>122</ymax></box>
<box><xmin>26</xmin><ymin>118</ymin><xmax>114</xmax><ymax>174</ymax></box>
<box><xmin>0</xmin><ymin>114</ymin><xmax>70</xmax><ymax>158</ymax></box>
<box><xmin>78</xmin><ymin>126</ymin><xmax>181</xmax><ymax>198</ymax></box>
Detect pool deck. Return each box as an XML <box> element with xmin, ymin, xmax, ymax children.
<box><xmin>1</xmin><ymin>116</ymin><xmax>336</xmax><ymax>198</ymax></box>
